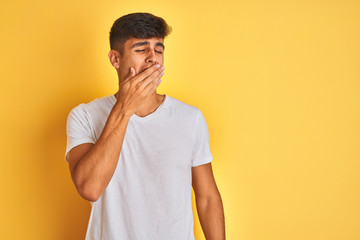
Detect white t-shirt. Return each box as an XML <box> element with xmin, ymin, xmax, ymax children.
<box><xmin>65</xmin><ymin>94</ymin><xmax>213</xmax><ymax>240</ymax></box>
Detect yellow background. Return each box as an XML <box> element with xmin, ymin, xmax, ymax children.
<box><xmin>1</xmin><ymin>0</ymin><xmax>359</xmax><ymax>239</ymax></box>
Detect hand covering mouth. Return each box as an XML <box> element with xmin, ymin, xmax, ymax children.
<box><xmin>140</xmin><ymin>65</ymin><xmax>154</xmax><ymax>73</ymax></box>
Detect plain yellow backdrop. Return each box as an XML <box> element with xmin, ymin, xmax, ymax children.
<box><xmin>1</xmin><ymin>0</ymin><xmax>359</xmax><ymax>239</ymax></box>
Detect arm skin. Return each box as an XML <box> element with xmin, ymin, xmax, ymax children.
<box><xmin>66</xmin><ymin>64</ymin><xmax>163</xmax><ymax>202</ymax></box>
<box><xmin>66</xmin><ymin>108</ymin><xmax>131</xmax><ymax>202</ymax></box>
<box><xmin>192</xmin><ymin>162</ymin><xmax>226</xmax><ymax>240</ymax></box>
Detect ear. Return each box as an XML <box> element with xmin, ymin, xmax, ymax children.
<box><xmin>108</xmin><ymin>50</ymin><xmax>121</xmax><ymax>69</ymax></box>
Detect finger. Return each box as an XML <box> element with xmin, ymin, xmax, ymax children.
<box><xmin>140</xmin><ymin>67</ymin><xmax>163</xmax><ymax>90</ymax></box>
<box><xmin>131</xmin><ymin>64</ymin><xmax>162</xmax><ymax>83</ymax></box>
<box><xmin>142</xmin><ymin>69</ymin><xmax>164</xmax><ymax>94</ymax></box>
<box><xmin>144</xmin><ymin>73</ymin><xmax>163</xmax><ymax>96</ymax></box>
<box><xmin>124</xmin><ymin>67</ymin><xmax>136</xmax><ymax>83</ymax></box>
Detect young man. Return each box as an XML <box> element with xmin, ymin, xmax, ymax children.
<box><xmin>65</xmin><ymin>12</ymin><xmax>225</xmax><ymax>240</ymax></box>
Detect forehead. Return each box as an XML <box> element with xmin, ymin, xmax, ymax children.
<box><xmin>124</xmin><ymin>37</ymin><xmax>164</xmax><ymax>47</ymax></box>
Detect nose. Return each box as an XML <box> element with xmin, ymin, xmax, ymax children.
<box><xmin>145</xmin><ymin>50</ymin><xmax>157</xmax><ymax>64</ymax></box>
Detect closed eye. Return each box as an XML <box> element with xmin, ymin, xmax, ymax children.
<box><xmin>135</xmin><ymin>49</ymin><xmax>163</xmax><ymax>54</ymax></box>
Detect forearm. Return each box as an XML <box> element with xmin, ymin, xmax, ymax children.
<box><xmin>74</xmin><ymin>104</ymin><xmax>131</xmax><ymax>201</ymax></box>
<box><xmin>196</xmin><ymin>195</ymin><xmax>226</xmax><ymax>240</ymax></box>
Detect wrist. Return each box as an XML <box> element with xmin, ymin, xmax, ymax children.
<box><xmin>113</xmin><ymin>102</ymin><xmax>133</xmax><ymax>119</ymax></box>
<box><xmin>103</xmin><ymin>108</ymin><xmax>131</xmax><ymax>136</ymax></box>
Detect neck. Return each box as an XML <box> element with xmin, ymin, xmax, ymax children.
<box><xmin>114</xmin><ymin>91</ymin><xmax>165</xmax><ymax>118</ymax></box>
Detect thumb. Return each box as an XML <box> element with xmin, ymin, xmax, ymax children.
<box><xmin>124</xmin><ymin>67</ymin><xmax>136</xmax><ymax>83</ymax></box>
<box><xmin>129</xmin><ymin>67</ymin><xmax>136</xmax><ymax>77</ymax></box>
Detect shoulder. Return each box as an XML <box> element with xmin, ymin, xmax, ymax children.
<box><xmin>166</xmin><ymin>95</ymin><xmax>201</xmax><ymax>117</ymax></box>
<box><xmin>67</xmin><ymin>94</ymin><xmax>115</xmax><ymax>119</ymax></box>
<box><xmin>166</xmin><ymin>96</ymin><xmax>210</xmax><ymax>133</ymax></box>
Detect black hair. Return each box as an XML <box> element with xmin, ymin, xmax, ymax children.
<box><xmin>109</xmin><ymin>12</ymin><xmax>172</xmax><ymax>54</ymax></box>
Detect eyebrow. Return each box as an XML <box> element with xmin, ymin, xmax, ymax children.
<box><xmin>130</xmin><ymin>41</ymin><xmax>165</xmax><ymax>50</ymax></box>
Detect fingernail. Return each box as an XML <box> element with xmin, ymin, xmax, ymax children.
<box><xmin>158</xmin><ymin>79</ymin><xmax>162</xmax><ymax>84</ymax></box>
<box><xmin>156</xmin><ymin>64</ymin><xmax>160</xmax><ymax>68</ymax></box>
<box><xmin>160</xmin><ymin>71</ymin><xmax>164</xmax><ymax>76</ymax></box>
<box><xmin>161</xmin><ymin>66</ymin><xmax>165</xmax><ymax>70</ymax></box>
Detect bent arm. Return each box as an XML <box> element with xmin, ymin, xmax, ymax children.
<box><xmin>67</xmin><ymin>105</ymin><xmax>131</xmax><ymax>202</ymax></box>
<box><xmin>67</xmin><ymin>64</ymin><xmax>164</xmax><ymax>202</ymax></box>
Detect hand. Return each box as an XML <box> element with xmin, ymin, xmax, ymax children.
<box><xmin>114</xmin><ymin>64</ymin><xmax>164</xmax><ymax>116</ymax></box>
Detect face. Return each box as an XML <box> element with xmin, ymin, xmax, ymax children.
<box><xmin>114</xmin><ymin>37</ymin><xmax>165</xmax><ymax>81</ymax></box>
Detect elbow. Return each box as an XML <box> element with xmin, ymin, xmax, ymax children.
<box><xmin>81</xmin><ymin>189</ymin><xmax>100</xmax><ymax>202</ymax></box>
<box><xmin>76</xmin><ymin>181</ymin><xmax>102</xmax><ymax>202</ymax></box>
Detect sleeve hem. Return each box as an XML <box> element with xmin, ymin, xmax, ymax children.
<box><xmin>192</xmin><ymin>156</ymin><xmax>213</xmax><ymax>167</ymax></box>
<box><xmin>64</xmin><ymin>139</ymin><xmax>95</xmax><ymax>163</ymax></box>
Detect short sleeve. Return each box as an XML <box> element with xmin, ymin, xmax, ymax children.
<box><xmin>64</xmin><ymin>105</ymin><xmax>95</xmax><ymax>163</ymax></box>
<box><xmin>191</xmin><ymin>109</ymin><xmax>213</xmax><ymax>167</ymax></box>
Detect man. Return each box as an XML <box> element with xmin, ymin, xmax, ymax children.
<box><xmin>65</xmin><ymin>12</ymin><xmax>225</xmax><ymax>240</ymax></box>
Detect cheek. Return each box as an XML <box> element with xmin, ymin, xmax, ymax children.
<box><xmin>129</xmin><ymin>56</ymin><xmax>144</xmax><ymax>69</ymax></box>
<box><xmin>158</xmin><ymin>56</ymin><xmax>164</xmax><ymax>65</ymax></box>
<box><xmin>124</xmin><ymin>56</ymin><xmax>142</xmax><ymax>71</ymax></box>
